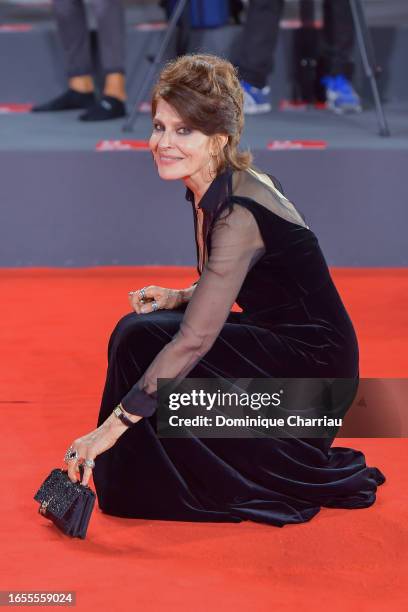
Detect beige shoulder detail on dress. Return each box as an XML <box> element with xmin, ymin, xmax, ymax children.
<box><xmin>246</xmin><ymin>167</ymin><xmax>289</xmax><ymax>201</ymax></box>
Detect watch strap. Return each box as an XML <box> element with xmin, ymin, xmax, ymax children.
<box><xmin>113</xmin><ymin>403</ymin><xmax>136</xmax><ymax>428</ymax></box>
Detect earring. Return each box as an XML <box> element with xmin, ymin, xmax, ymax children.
<box><xmin>207</xmin><ymin>152</ymin><xmax>218</xmax><ymax>181</ymax></box>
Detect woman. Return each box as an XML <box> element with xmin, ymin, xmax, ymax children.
<box><xmin>64</xmin><ymin>54</ymin><xmax>385</xmax><ymax>527</ymax></box>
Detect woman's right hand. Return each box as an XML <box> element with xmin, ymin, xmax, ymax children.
<box><xmin>128</xmin><ymin>285</ymin><xmax>184</xmax><ymax>314</ymax></box>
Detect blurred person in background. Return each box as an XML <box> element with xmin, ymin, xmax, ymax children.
<box><xmin>237</xmin><ymin>0</ymin><xmax>362</xmax><ymax>114</ymax></box>
<box><xmin>32</xmin><ymin>0</ymin><xmax>127</xmax><ymax>121</ymax></box>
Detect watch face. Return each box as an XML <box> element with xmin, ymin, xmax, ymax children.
<box><xmin>112</xmin><ymin>405</ymin><xmax>132</xmax><ymax>427</ymax></box>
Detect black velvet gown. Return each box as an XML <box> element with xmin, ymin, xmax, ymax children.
<box><xmin>93</xmin><ymin>165</ymin><xmax>385</xmax><ymax>526</ymax></box>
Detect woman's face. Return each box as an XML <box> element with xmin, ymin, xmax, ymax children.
<box><xmin>149</xmin><ymin>97</ymin><xmax>218</xmax><ymax>181</ymax></box>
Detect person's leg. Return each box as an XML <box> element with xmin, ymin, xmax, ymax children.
<box><xmin>32</xmin><ymin>0</ymin><xmax>96</xmax><ymax>112</ymax></box>
<box><xmin>78</xmin><ymin>0</ymin><xmax>127</xmax><ymax>121</ymax></box>
<box><xmin>55</xmin><ymin>0</ymin><xmax>94</xmax><ymax>80</ymax></box>
<box><xmin>93</xmin><ymin>308</ymin><xmax>247</xmax><ymax>521</ymax></box>
<box><xmin>93</xmin><ymin>0</ymin><xmax>126</xmax><ymax>99</ymax></box>
<box><xmin>322</xmin><ymin>0</ymin><xmax>354</xmax><ymax>78</ymax></box>
<box><xmin>237</xmin><ymin>0</ymin><xmax>284</xmax><ymax>89</ymax></box>
<box><xmin>321</xmin><ymin>0</ymin><xmax>361</xmax><ymax>113</ymax></box>
<box><xmin>94</xmin><ymin>308</ymin><xmax>287</xmax><ymax>521</ymax></box>
<box><xmin>236</xmin><ymin>0</ymin><xmax>284</xmax><ymax>114</ymax></box>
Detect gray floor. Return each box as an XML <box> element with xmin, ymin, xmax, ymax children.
<box><xmin>1</xmin><ymin>103</ymin><xmax>407</xmax><ymax>151</ymax></box>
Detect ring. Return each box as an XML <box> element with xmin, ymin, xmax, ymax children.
<box><xmin>152</xmin><ymin>300</ymin><xmax>159</xmax><ymax>312</ymax></box>
<box><xmin>64</xmin><ymin>447</ymin><xmax>79</xmax><ymax>463</ymax></box>
<box><xmin>139</xmin><ymin>287</ymin><xmax>146</xmax><ymax>301</ymax></box>
<box><xmin>83</xmin><ymin>459</ymin><xmax>95</xmax><ymax>469</ymax></box>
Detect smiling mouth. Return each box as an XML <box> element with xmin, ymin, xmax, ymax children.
<box><xmin>158</xmin><ymin>154</ymin><xmax>184</xmax><ymax>161</ymax></box>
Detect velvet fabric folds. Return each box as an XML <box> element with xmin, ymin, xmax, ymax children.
<box><xmin>93</xmin><ymin>166</ymin><xmax>385</xmax><ymax>526</ymax></box>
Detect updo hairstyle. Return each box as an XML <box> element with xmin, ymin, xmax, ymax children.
<box><xmin>151</xmin><ymin>53</ymin><xmax>252</xmax><ymax>173</ymax></box>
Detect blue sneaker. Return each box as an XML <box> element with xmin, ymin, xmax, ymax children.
<box><xmin>321</xmin><ymin>75</ymin><xmax>362</xmax><ymax>114</ymax></box>
<box><xmin>240</xmin><ymin>79</ymin><xmax>272</xmax><ymax>114</ymax></box>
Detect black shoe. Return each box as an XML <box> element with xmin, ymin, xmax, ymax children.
<box><xmin>78</xmin><ymin>95</ymin><xmax>127</xmax><ymax>122</ymax></box>
<box><xmin>32</xmin><ymin>89</ymin><xmax>96</xmax><ymax>112</ymax></box>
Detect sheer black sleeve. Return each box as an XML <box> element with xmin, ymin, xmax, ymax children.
<box><xmin>120</xmin><ymin>203</ymin><xmax>265</xmax><ymax>416</ymax></box>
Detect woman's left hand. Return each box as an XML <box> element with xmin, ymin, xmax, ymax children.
<box><xmin>65</xmin><ymin>412</ymin><xmax>142</xmax><ymax>486</ymax></box>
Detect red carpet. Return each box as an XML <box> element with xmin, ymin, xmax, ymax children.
<box><xmin>0</xmin><ymin>267</ymin><xmax>407</xmax><ymax>611</ymax></box>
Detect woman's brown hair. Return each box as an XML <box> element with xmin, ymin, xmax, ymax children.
<box><xmin>151</xmin><ymin>53</ymin><xmax>253</xmax><ymax>173</ymax></box>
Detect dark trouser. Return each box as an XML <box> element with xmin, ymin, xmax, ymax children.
<box><xmin>237</xmin><ymin>0</ymin><xmax>355</xmax><ymax>89</ymax></box>
<box><xmin>53</xmin><ymin>0</ymin><xmax>126</xmax><ymax>77</ymax></box>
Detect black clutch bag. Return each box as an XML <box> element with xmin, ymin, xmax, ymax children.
<box><xmin>33</xmin><ymin>467</ymin><xmax>96</xmax><ymax>539</ymax></box>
